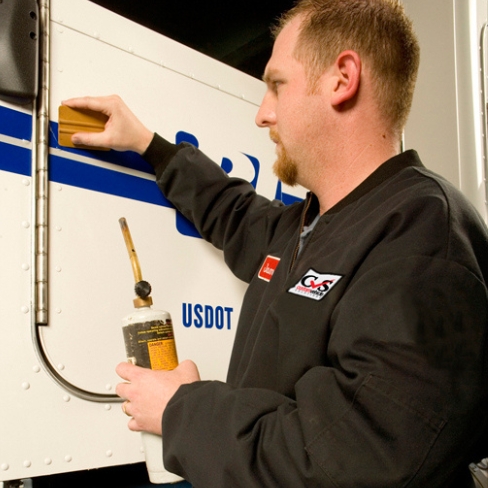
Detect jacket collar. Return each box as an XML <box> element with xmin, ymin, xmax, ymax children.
<box><xmin>304</xmin><ymin>149</ymin><xmax>424</xmax><ymax>221</ymax></box>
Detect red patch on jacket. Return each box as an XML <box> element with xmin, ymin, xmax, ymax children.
<box><xmin>258</xmin><ymin>255</ymin><xmax>280</xmax><ymax>282</ymax></box>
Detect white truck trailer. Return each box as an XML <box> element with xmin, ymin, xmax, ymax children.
<box><xmin>0</xmin><ymin>0</ymin><xmax>487</xmax><ymax>486</ymax></box>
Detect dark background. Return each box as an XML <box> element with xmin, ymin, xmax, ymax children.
<box><xmin>89</xmin><ymin>0</ymin><xmax>296</xmax><ymax>79</ymax></box>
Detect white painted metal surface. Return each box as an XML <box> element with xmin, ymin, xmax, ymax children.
<box><xmin>0</xmin><ymin>0</ymin><xmax>303</xmax><ymax>482</ymax></box>
<box><xmin>2</xmin><ymin>0</ymin><xmax>487</xmax><ymax>483</ymax></box>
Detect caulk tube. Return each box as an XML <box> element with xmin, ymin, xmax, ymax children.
<box><xmin>122</xmin><ymin>298</ymin><xmax>181</xmax><ymax>484</ymax></box>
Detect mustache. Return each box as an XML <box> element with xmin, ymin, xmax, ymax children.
<box><xmin>269</xmin><ymin>129</ymin><xmax>281</xmax><ymax>144</ymax></box>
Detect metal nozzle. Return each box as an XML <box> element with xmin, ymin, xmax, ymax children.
<box><xmin>119</xmin><ymin>217</ymin><xmax>152</xmax><ymax>307</ymax></box>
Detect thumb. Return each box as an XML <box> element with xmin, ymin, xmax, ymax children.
<box><xmin>71</xmin><ymin>131</ymin><xmax>106</xmax><ymax>148</ymax></box>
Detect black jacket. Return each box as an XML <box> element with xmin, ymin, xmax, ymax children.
<box><xmin>144</xmin><ymin>134</ymin><xmax>488</xmax><ymax>487</ymax></box>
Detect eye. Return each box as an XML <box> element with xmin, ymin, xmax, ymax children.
<box><xmin>263</xmin><ymin>71</ymin><xmax>285</xmax><ymax>94</ymax></box>
<box><xmin>270</xmin><ymin>80</ymin><xmax>283</xmax><ymax>93</ymax></box>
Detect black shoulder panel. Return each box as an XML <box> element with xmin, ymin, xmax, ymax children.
<box><xmin>0</xmin><ymin>0</ymin><xmax>39</xmax><ymax>105</ymax></box>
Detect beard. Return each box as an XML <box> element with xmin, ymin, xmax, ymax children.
<box><xmin>270</xmin><ymin>129</ymin><xmax>298</xmax><ymax>187</ymax></box>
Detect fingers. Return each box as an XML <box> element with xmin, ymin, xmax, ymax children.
<box><xmin>61</xmin><ymin>95</ymin><xmax>154</xmax><ymax>154</ymax></box>
<box><xmin>127</xmin><ymin>417</ymin><xmax>141</xmax><ymax>432</ymax></box>
<box><xmin>114</xmin><ymin>362</ymin><xmax>200</xmax><ymax>435</ymax></box>
<box><xmin>115</xmin><ymin>361</ymin><xmax>140</xmax><ymax>380</ymax></box>
<box><xmin>115</xmin><ymin>365</ymin><xmax>144</xmax><ymax>431</ymax></box>
<box><xmin>176</xmin><ymin>359</ymin><xmax>201</xmax><ymax>383</ymax></box>
<box><xmin>115</xmin><ymin>362</ymin><xmax>138</xmax><ymax>400</ymax></box>
<box><xmin>120</xmin><ymin>400</ymin><xmax>144</xmax><ymax>432</ymax></box>
<box><xmin>70</xmin><ymin>130</ymin><xmax>106</xmax><ymax>148</ymax></box>
<box><xmin>62</xmin><ymin>95</ymin><xmax>119</xmax><ymax>150</ymax></box>
<box><xmin>122</xmin><ymin>400</ymin><xmax>131</xmax><ymax>417</ymax></box>
<box><xmin>115</xmin><ymin>366</ymin><xmax>166</xmax><ymax>434</ymax></box>
<box><xmin>62</xmin><ymin>94</ymin><xmax>121</xmax><ymax>114</ymax></box>
<box><xmin>115</xmin><ymin>381</ymin><xmax>129</xmax><ymax>401</ymax></box>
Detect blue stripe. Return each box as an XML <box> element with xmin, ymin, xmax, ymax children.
<box><xmin>0</xmin><ymin>141</ymin><xmax>31</xmax><ymax>176</ymax></box>
<box><xmin>49</xmin><ymin>120</ymin><xmax>154</xmax><ymax>175</ymax></box>
<box><xmin>50</xmin><ymin>154</ymin><xmax>174</xmax><ymax>209</ymax></box>
<box><xmin>0</xmin><ymin>105</ymin><xmax>32</xmax><ymax>140</ymax></box>
<box><xmin>0</xmin><ymin>135</ymin><xmax>167</xmax><ymax>209</ymax></box>
<box><xmin>0</xmin><ymin>105</ymin><xmax>172</xmax><ymax>207</ymax></box>
<box><xmin>0</xmin><ymin>105</ymin><xmax>300</xmax><ymax>241</ymax></box>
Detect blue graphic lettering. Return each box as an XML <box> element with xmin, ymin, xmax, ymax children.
<box><xmin>182</xmin><ymin>303</ymin><xmax>192</xmax><ymax>327</ymax></box>
<box><xmin>220</xmin><ymin>157</ymin><xmax>233</xmax><ymax>174</ymax></box>
<box><xmin>215</xmin><ymin>306</ymin><xmax>224</xmax><ymax>330</ymax></box>
<box><xmin>175</xmin><ymin>131</ymin><xmax>199</xmax><ymax>147</ymax></box>
<box><xmin>244</xmin><ymin>153</ymin><xmax>260</xmax><ymax>189</ymax></box>
<box><xmin>182</xmin><ymin>303</ymin><xmax>233</xmax><ymax>330</ymax></box>
<box><xmin>205</xmin><ymin>305</ymin><xmax>213</xmax><ymax>328</ymax></box>
<box><xmin>194</xmin><ymin>303</ymin><xmax>203</xmax><ymax>328</ymax></box>
<box><xmin>275</xmin><ymin>181</ymin><xmax>302</xmax><ymax>206</ymax></box>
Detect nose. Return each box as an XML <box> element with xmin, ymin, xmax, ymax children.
<box><xmin>255</xmin><ymin>92</ymin><xmax>276</xmax><ymax>128</ymax></box>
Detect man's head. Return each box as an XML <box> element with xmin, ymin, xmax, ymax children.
<box><xmin>274</xmin><ymin>0</ymin><xmax>420</xmax><ymax>137</ymax></box>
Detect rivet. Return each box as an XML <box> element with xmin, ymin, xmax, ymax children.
<box><xmin>33</xmin><ymin>365</ymin><xmax>41</xmax><ymax>373</ymax></box>
<box><xmin>21</xmin><ymin>382</ymin><xmax>30</xmax><ymax>390</ymax></box>
<box><xmin>22</xmin><ymin>221</ymin><xmax>30</xmax><ymax>229</ymax></box>
<box><xmin>23</xmin><ymin>460</ymin><xmax>32</xmax><ymax>468</ymax></box>
<box><xmin>22</xmin><ymin>179</ymin><xmax>30</xmax><ymax>186</ymax></box>
<box><xmin>104</xmin><ymin>404</ymin><xmax>112</xmax><ymax>411</ymax></box>
<box><xmin>105</xmin><ymin>384</ymin><xmax>112</xmax><ymax>391</ymax></box>
<box><xmin>106</xmin><ymin>450</ymin><xmax>113</xmax><ymax>458</ymax></box>
<box><xmin>63</xmin><ymin>395</ymin><xmax>70</xmax><ymax>402</ymax></box>
<box><xmin>44</xmin><ymin>458</ymin><xmax>52</xmax><ymax>465</ymax></box>
<box><xmin>1</xmin><ymin>463</ymin><xmax>9</xmax><ymax>471</ymax></box>
<box><xmin>58</xmin><ymin>364</ymin><xmax>65</xmax><ymax>371</ymax></box>
<box><xmin>64</xmin><ymin>455</ymin><xmax>72</xmax><ymax>463</ymax></box>
<box><xmin>21</xmin><ymin>305</ymin><xmax>29</xmax><ymax>314</ymax></box>
<box><xmin>22</xmin><ymin>263</ymin><xmax>30</xmax><ymax>271</ymax></box>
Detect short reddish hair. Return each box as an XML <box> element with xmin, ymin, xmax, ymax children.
<box><xmin>274</xmin><ymin>0</ymin><xmax>420</xmax><ymax>135</ymax></box>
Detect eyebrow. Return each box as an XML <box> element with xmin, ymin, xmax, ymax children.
<box><xmin>262</xmin><ymin>69</ymin><xmax>280</xmax><ymax>84</ymax></box>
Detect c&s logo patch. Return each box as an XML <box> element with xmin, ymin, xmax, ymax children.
<box><xmin>288</xmin><ymin>269</ymin><xmax>342</xmax><ymax>301</ymax></box>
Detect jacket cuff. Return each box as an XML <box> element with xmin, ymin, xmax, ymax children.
<box><xmin>142</xmin><ymin>133</ymin><xmax>180</xmax><ymax>180</ymax></box>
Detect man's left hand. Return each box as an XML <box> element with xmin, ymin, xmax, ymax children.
<box><xmin>115</xmin><ymin>360</ymin><xmax>200</xmax><ymax>435</ymax></box>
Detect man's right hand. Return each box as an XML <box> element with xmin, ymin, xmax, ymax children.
<box><xmin>61</xmin><ymin>95</ymin><xmax>154</xmax><ymax>155</ymax></box>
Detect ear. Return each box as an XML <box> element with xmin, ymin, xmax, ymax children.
<box><xmin>330</xmin><ymin>50</ymin><xmax>361</xmax><ymax>107</ymax></box>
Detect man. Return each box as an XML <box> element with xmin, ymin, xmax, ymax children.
<box><xmin>64</xmin><ymin>0</ymin><xmax>488</xmax><ymax>486</ymax></box>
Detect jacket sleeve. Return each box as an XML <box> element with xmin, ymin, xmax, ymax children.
<box><xmin>144</xmin><ymin>133</ymin><xmax>287</xmax><ymax>283</ymax></box>
<box><xmin>161</xmin><ymin>257</ymin><xmax>488</xmax><ymax>487</ymax></box>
